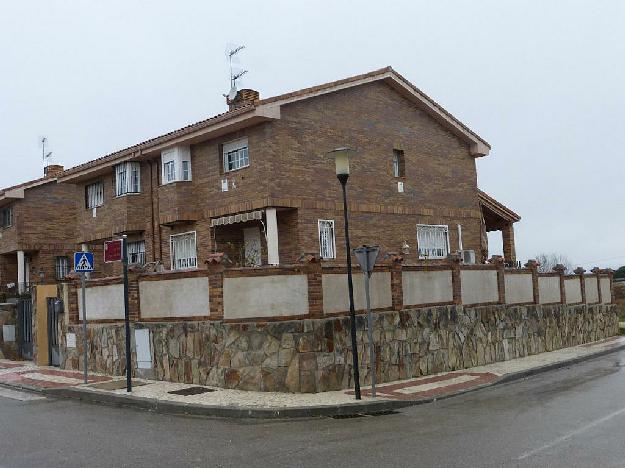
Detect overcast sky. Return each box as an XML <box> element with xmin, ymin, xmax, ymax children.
<box><xmin>1</xmin><ymin>1</ymin><xmax>623</xmax><ymax>269</ymax></box>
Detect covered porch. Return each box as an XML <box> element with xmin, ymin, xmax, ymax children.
<box><xmin>479</xmin><ymin>190</ymin><xmax>521</xmax><ymax>266</ymax></box>
<box><xmin>209</xmin><ymin>207</ymin><xmax>299</xmax><ymax>267</ymax></box>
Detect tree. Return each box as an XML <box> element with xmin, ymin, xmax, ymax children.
<box><xmin>534</xmin><ymin>253</ymin><xmax>574</xmax><ymax>274</ymax></box>
<box><xmin>614</xmin><ymin>266</ymin><xmax>625</xmax><ymax>280</ymax></box>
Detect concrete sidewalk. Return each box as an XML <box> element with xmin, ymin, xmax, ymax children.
<box><xmin>2</xmin><ymin>335</ymin><xmax>624</xmax><ymax>418</ymax></box>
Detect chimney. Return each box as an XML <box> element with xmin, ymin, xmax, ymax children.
<box><xmin>44</xmin><ymin>164</ymin><xmax>64</xmax><ymax>178</ymax></box>
<box><xmin>227</xmin><ymin>89</ymin><xmax>260</xmax><ymax>111</ymax></box>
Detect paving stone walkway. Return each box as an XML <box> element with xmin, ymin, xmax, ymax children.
<box><xmin>1</xmin><ymin>336</ymin><xmax>624</xmax><ymax>411</ymax></box>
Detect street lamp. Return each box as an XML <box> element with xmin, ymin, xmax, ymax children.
<box><xmin>329</xmin><ymin>147</ymin><xmax>361</xmax><ymax>400</ymax></box>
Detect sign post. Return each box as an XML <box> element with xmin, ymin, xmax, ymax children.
<box><xmin>353</xmin><ymin>245</ymin><xmax>380</xmax><ymax>398</ymax></box>
<box><xmin>74</xmin><ymin>251</ymin><xmax>95</xmax><ymax>384</ymax></box>
<box><xmin>104</xmin><ymin>237</ymin><xmax>131</xmax><ymax>392</ymax></box>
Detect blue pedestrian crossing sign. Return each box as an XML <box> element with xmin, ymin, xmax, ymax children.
<box><xmin>74</xmin><ymin>252</ymin><xmax>95</xmax><ymax>273</ymax></box>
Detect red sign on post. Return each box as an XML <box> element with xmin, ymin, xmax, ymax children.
<box><xmin>104</xmin><ymin>239</ymin><xmax>123</xmax><ymax>263</ymax></box>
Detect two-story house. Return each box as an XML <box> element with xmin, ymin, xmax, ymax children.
<box><xmin>0</xmin><ymin>165</ymin><xmax>78</xmax><ymax>294</ymax></box>
<box><xmin>57</xmin><ymin>67</ymin><xmax>519</xmax><ymax>275</ymax></box>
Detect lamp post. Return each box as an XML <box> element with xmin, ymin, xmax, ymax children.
<box><xmin>329</xmin><ymin>147</ymin><xmax>361</xmax><ymax>400</ymax></box>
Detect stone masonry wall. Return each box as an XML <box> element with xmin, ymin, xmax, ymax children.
<box><xmin>60</xmin><ymin>303</ymin><xmax>618</xmax><ymax>393</ymax></box>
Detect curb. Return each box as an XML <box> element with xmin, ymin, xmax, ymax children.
<box><xmin>6</xmin><ymin>341</ymin><xmax>625</xmax><ymax>419</ymax></box>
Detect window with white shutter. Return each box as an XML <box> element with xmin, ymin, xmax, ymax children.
<box><xmin>318</xmin><ymin>220</ymin><xmax>336</xmax><ymax>259</ymax></box>
<box><xmin>85</xmin><ymin>181</ymin><xmax>104</xmax><ymax>209</ymax></box>
<box><xmin>170</xmin><ymin>232</ymin><xmax>197</xmax><ymax>270</ymax></box>
<box><xmin>115</xmin><ymin>162</ymin><xmax>141</xmax><ymax>196</ymax></box>
<box><xmin>223</xmin><ymin>138</ymin><xmax>249</xmax><ymax>172</ymax></box>
<box><xmin>416</xmin><ymin>224</ymin><xmax>450</xmax><ymax>259</ymax></box>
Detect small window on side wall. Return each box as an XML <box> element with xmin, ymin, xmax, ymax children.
<box><xmin>393</xmin><ymin>149</ymin><xmax>405</xmax><ymax>178</ymax></box>
<box><xmin>1</xmin><ymin>206</ymin><xmax>13</xmax><ymax>228</ymax></box>
<box><xmin>318</xmin><ymin>220</ymin><xmax>336</xmax><ymax>259</ymax></box>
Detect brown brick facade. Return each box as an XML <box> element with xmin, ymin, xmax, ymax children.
<box><xmin>2</xmin><ymin>68</ymin><xmax>520</xmax><ymax>287</ymax></box>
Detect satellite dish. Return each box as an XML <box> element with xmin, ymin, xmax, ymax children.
<box><xmin>227</xmin><ymin>86</ymin><xmax>238</xmax><ymax>101</ymax></box>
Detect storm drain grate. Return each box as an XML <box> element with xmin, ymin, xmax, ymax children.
<box><xmin>330</xmin><ymin>413</ymin><xmax>367</xmax><ymax>419</ymax></box>
<box><xmin>167</xmin><ymin>387</ymin><xmax>216</xmax><ymax>396</ymax></box>
<box><xmin>331</xmin><ymin>410</ymin><xmax>399</xmax><ymax>419</ymax></box>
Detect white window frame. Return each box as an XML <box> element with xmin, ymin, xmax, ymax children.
<box><xmin>318</xmin><ymin>220</ymin><xmax>336</xmax><ymax>260</ymax></box>
<box><xmin>85</xmin><ymin>181</ymin><xmax>104</xmax><ymax>209</ymax></box>
<box><xmin>127</xmin><ymin>240</ymin><xmax>146</xmax><ymax>266</ymax></box>
<box><xmin>115</xmin><ymin>162</ymin><xmax>141</xmax><ymax>196</ymax></box>
<box><xmin>161</xmin><ymin>146</ymin><xmax>192</xmax><ymax>185</ymax></box>
<box><xmin>223</xmin><ymin>137</ymin><xmax>249</xmax><ymax>173</ymax></box>
<box><xmin>55</xmin><ymin>256</ymin><xmax>69</xmax><ymax>280</ymax></box>
<box><xmin>416</xmin><ymin>224</ymin><xmax>450</xmax><ymax>259</ymax></box>
<box><xmin>170</xmin><ymin>231</ymin><xmax>197</xmax><ymax>270</ymax></box>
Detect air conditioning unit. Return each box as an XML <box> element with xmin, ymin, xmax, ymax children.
<box><xmin>461</xmin><ymin>249</ymin><xmax>476</xmax><ymax>264</ymax></box>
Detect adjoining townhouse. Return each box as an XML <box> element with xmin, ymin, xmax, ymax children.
<box><xmin>58</xmin><ymin>67</ymin><xmax>520</xmax><ymax>276</ymax></box>
<box><xmin>0</xmin><ymin>165</ymin><xmax>78</xmax><ymax>294</ymax></box>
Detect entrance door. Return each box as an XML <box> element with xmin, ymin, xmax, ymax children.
<box><xmin>47</xmin><ymin>298</ymin><xmax>60</xmax><ymax>367</ymax></box>
<box><xmin>17</xmin><ymin>298</ymin><xmax>33</xmax><ymax>360</ymax></box>
<box><xmin>243</xmin><ymin>227</ymin><xmax>262</xmax><ymax>267</ymax></box>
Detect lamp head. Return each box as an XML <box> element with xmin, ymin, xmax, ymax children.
<box><xmin>328</xmin><ymin>147</ymin><xmax>354</xmax><ymax>177</ymax></box>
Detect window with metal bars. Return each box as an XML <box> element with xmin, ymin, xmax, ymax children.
<box><xmin>127</xmin><ymin>241</ymin><xmax>146</xmax><ymax>266</ymax></box>
<box><xmin>170</xmin><ymin>232</ymin><xmax>197</xmax><ymax>270</ymax></box>
<box><xmin>318</xmin><ymin>220</ymin><xmax>336</xmax><ymax>259</ymax></box>
<box><xmin>85</xmin><ymin>181</ymin><xmax>104</xmax><ymax>209</ymax></box>
<box><xmin>115</xmin><ymin>162</ymin><xmax>141</xmax><ymax>196</ymax></box>
<box><xmin>416</xmin><ymin>224</ymin><xmax>450</xmax><ymax>259</ymax></box>
<box><xmin>55</xmin><ymin>257</ymin><xmax>69</xmax><ymax>279</ymax></box>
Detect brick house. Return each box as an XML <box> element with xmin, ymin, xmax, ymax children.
<box><xmin>51</xmin><ymin>66</ymin><xmax>520</xmax><ymax>276</ymax></box>
<box><xmin>0</xmin><ymin>165</ymin><xmax>78</xmax><ymax>294</ymax></box>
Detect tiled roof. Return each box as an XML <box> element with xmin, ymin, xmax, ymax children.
<box><xmin>0</xmin><ymin>176</ymin><xmax>52</xmax><ymax>197</ymax></box>
<box><xmin>62</xmin><ymin>104</ymin><xmax>255</xmax><ymax>177</ymax></box>
<box><xmin>61</xmin><ymin>66</ymin><xmax>489</xmax><ymax>177</ymax></box>
<box><xmin>478</xmin><ymin>189</ymin><xmax>521</xmax><ymax>222</ymax></box>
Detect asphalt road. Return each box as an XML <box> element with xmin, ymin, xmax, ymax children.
<box><xmin>2</xmin><ymin>351</ymin><xmax>625</xmax><ymax>468</ymax></box>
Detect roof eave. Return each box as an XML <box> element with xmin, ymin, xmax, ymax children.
<box><xmin>59</xmin><ymin>106</ymin><xmax>281</xmax><ymax>183</ymax></box>
<box><xmin>259</xmin><ymin>68</ymin><xmax>490</xmax><ymax>157</ymax></box>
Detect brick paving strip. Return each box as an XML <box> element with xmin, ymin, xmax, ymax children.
<box><xmin>1</xmin><ymin>336</ymin><xmax>624</xmax><ymax>418</ymax></box>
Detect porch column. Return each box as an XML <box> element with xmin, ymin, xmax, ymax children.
<box><xmin>266</xmin><ymin>208</ymin><xmax>280</xmax><ymax>266</ymax></box>
<box><xmin>502</xmin><ymin>223</ymin><xmax>516</xmax><ymax>264</ymax></box>
<box><xmin>17</xmin><ymin>250</ymin><xmax>26</xmax><ymax>294</ymax></box>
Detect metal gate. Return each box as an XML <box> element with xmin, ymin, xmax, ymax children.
<box><xmin>47</xmin><ymin>298</ymin><xmax>61</xmax><ymax>367</ymax></box>
<box><xmin>17</xmin><ymin>297</ymin><xmax>33</xmax><ymax>360</ymax></box>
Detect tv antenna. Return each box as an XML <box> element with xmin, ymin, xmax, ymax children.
<box><xmin>224</xmin><ymin>44</ymin><xmax>248</xmax><ymax>101</ymax></box>
<box><xmin>41</xmin><ymin>137</ymin><xmax>53</xmax><ymax>167</ymax></box>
